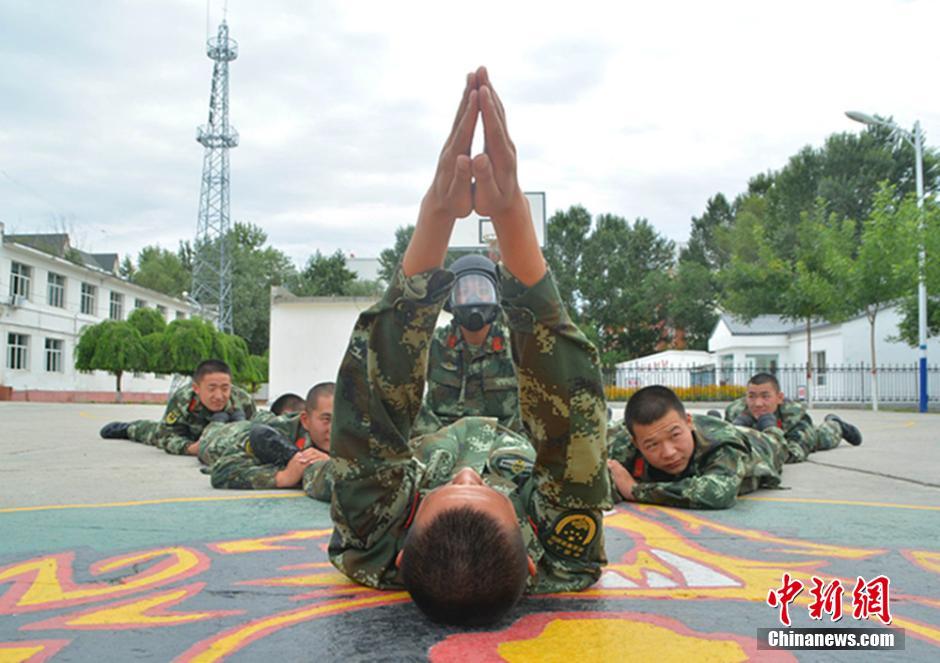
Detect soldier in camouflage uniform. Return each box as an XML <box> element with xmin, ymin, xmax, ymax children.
<box><xmin>204</xmin><ymin>383</ymin><xmax>334</xmax><ymax>501</ymax></box>
<box><xmin>412</xmin><ymin>255</ymin><xmax>522</xmax><ymax>437</ymax></box>
<box><xmin>607</xmin><ymin>386</ymin><xmax>787</xmax><ymax>509</ymax></box>
<box><xmin>724</xmin><ymin>372</ymin><xmax>862</xmax><ymax>463</ymax></box>
<box><xmin>99</xmin><ymin>359</ymin><xmax>257</xmax><ymax>456</ymax></box>
<box><xmin>329</xmin><ymin>67</ymin><xmax>610</xmax><ymax>627</ymax></box>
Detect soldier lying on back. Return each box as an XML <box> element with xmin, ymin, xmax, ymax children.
<box><xmin>99</xmin><ymin>359</ymin><xmax>257</xmax><ymax>455</ymax></box>
<box><xmin>411</xmin><ymin>253</ymin><xmax>523</xmax><ymax>437</ymax></box>
<box><xmin>202</xmin><ymin>382</ymin><xmax>334</xmax><ymax>500</ymax></box>
<box><xmin>607</xmin><ymin>385</ymin><xmax>787</xmax><ymax>509</ymax></box>
<box><xmin>724</xmin><ymin>372</ymin><xmax>862</xmax><ymax>463</ymax></box>
<box><xmin>328</xmin><ymin>67</ymin><xmax>610</xmax><ymax>627</ymax></box>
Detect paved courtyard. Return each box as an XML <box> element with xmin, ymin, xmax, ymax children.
<box><xmin>1</xmin><ymin>402</ymin><xmax>938</xmax><ymax>661</ymax></box>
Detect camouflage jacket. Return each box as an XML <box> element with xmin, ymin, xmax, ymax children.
<box><xmin>607</xmin><ymin>414</ymin><xmax>786</xmax><ymax>509</ymax></box>
<box><xmin>206</xmin><ymin>414</ymin><xmax>333</xmax><ymax>500</ymax></box>
<box><xmin>329</xmin><ymin>266</ymin><xmax>610</xmax><ymax>594</ymax></box>
<box><xmin>412</xmin><ymin>318</ymin><xmax>522</xmax><ymax>436</ymax></box>
<box><xmin>155</xmin><ymin>382</ymin><xmax>257</xmax><ymax>455</ymax></box>
<box><xmin>725</xmin><ymin>398</ymin><xmax>816</xmax><ymax>460</ymax></box>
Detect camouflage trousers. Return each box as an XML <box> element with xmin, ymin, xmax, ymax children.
<box><xmin>126</xmin><ymin>420</ymin><xmax>161</xmax><ymax>447</ymax></box>
<box><xmin>785</xmin><ymin>420</ymin><xmax>843</xmax><ymax>463</ymax></box>
<box><xmin>197</xmin><ymin>421</ymin><xmax>251</xmax><ymax>465</ymax></box>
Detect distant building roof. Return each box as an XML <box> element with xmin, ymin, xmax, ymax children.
<box><xmin>718</xmin><ymin>313</ymin><xmax>836</xmax><ymax>336</ymax></box>
<box><xmin>3</xmin><ymin>232</ymin><xmax>119</xmax><ymax>274</ymax></box>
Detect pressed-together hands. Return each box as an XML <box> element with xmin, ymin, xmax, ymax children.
<box><xmin>405</xmin><ymin>66</ymin><xmax>545</xmax><ymax>285</ymax></box>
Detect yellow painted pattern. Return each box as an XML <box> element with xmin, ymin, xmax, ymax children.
<box><xmin>0</xmin><ymin>493</ymin><xmax>303</xmax><ymax>514</ymax></box>
<box><xmin>909</xmin><ymin>550</ymin><xmax>940</xmax><ymax>574</ymax></box>
<box><xmin>181</xmin><ymin>592</ymin><xmax>410</xmax><ymax>663</ymax></box>
<box><xmin>739</xmin><ymin>496</ymin><xmax>940</xmax><ymax>511</ymax></box>
<box><xmin>497</xmin><ymin>619</ymin><xmax>748</xmax><ymax>662</ymax></box>
<box><xmin>0</xmin><ymin>548</ymin><xmax>202</xmax><ymax>609</ymax></box>
<box><xmin>0</xmin><ymin>646</ymin><xmax>44</xmax><ymax>663</ymax></box>
<box><xmin>210</xmin><ymin>529</ymin><xmax>332</xmax><ymax>554</ymax></box>
<box><xmin>58</xmin><ymin>586</ymin><xmax>234</xmax><ymax>628</ymax></box>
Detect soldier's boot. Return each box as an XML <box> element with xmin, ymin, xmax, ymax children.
<box><xmin>245</xmin><ymin>425</ymin><xmax>298</xmax><ymax>466</ymax></box>
<box><xmin>732</xmin><ymin>412</ymin><xmax>756</xmax><ymax>427</ymax></box>
<box><xmin>707</xmin><ymin>410</ymin><xmax>723</xmax><ymax>419</ymax></box>
<box><xmin>825</xmin><ymin>414</ymin><xmax>863</xmax><ymax>446</ymax></box>
<box><xmin>755</xmin><ymin>413</ymin><xmax>780</xmax><ymax>432</ymax></box>
<box><xmin>100</xmin><ymin>422</ymin><xmax>131</xmax><ymax>439</ymax></box>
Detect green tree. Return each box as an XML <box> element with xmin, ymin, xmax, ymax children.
<box><xmin>292</xmin><ymin>250</ymin><xmax>357</xmax><ymax>296</ymax></box>
<box><xmin>127</xmin><ymin>307</ymin><xmax>167</xmax><ymax>337</ymax></box>
<box><xmin>226</xmin><ymin>222</ymin><xmax>298</xmax><ymax>355</ymax></box>
<box><xmin>75</xmin><ymin>320</ymin><xmax>147</xmax><ymax>396</ymax></box>
<box><xmin>579</xmin><ymin>216</ymin><xmax>675</xmax><ymax>364</ymax></box>
<box><xmin>129</xmin><ymin>246</ymin><xmax>191</xmax><ymax>298</ymax></box>
<box><xmin>839</xmin><ymin>184</ymin><xmax>920</xmax><ymax>410</ymax></box>
<box><xmin>378</xmin><ymin>225</ymin><xmax>415</xmax><ymax>284</ymax></box>
<box><xmin>544</xmin><ymin>205</ymin><xmax>592</xmax><ymax>318</ymax></box>
<box><xmin>162</xmin><ymin>318</ymin><xmax>217</xmax><ymax>376</ymax></box>
<box><xmin>722</xmin><ymin>200</ymin><xmax>853</xmax><ymax>405</ymax></box>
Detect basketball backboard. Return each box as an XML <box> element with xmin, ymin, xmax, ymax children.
<box><xmin>449</xmin><ymin>191</ymin><xmax>546</xmax><ymax>249</ymax></box>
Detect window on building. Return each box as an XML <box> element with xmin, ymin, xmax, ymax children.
<box><xmin>109</xmin><ymin>292</ymin><xmax>124</xmax><ymax>320</ymax></box>
<box><xmin>135</xmin><ymin>298</ymin><xmax>147</xmax><ymax>309</ymax></box>
<box><xmin>745</xmin><ymin>354</ymin><xmax>779</xmax><ymax>373</ymax></box>
<box><xmin>6</xmin><ymin>333</ymin><xmax>29</xmax><ymax>370</ymax></box>
<box><xmin>81</xmin><ymin>283</ymin><xmax>97</xmax><ymax>315</ymax></box>
<box><xmin>719</xmin><ymin>353</ymin><xmax>734</xmax><ymax>386</ymax></box>
<box><xmin>176</xmin><ymin>311</ymin><xmax>186</xmax><ymax>320</ymax></box>
<box><xmin>10</xmin><ymin>262</ymin><xmax>31</xmax><ymax>299</ymax></box>
<box><xmin>813</xmin><ymin>350</ymin><xmax>827</xmax><ymax>387</ymax></box>
<box><xmin>45</xmin><ymin>338</ymin><xmax>63</xmax><ymax>372</ymax></box>
<box><xmin>47</xmin><ymin>272</ymin><xmax>66</xmax><ymax>308</ymax></box>
<box><xmin>156</xmin><ymin>305</ymin><xmax>167</xmax><ymax>319</ymax></box>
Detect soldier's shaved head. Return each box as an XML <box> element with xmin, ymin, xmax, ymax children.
<box><xmin>269</xmin><ymin>393</ymin><xmax>304</xmax><ymax>416</ymax></box>
<box><xmin>624</xmin><ymin>385</ymin><xmax>686</xmax><ymax>436</ymax></box>
<box><xmin>400</xmin><ymin>506</ymin><xmax>529</xmax><ymax>626</ymax></box>
<box><xmin>748</xmin><ymin>372</ymin><xmax>781</xmax><ymax>392</ymax></box>
<box><xmin>193</xmin><ymin>359</ymin><xmax>231</xmax><ymax>383</ymax></box>
<box><xmin>305</xmin><ymin>382</ymin><xmax>335</xmax><ymax>412</ymax></box>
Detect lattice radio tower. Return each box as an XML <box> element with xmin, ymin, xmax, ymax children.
<box><xmin>192</xmin><ymin>20</ymin><xmax>238</xmax><ymax>333</ymax></box>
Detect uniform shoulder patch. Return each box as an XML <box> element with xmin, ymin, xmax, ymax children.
<box><xmin>164</xmin><ymin>410</ymin><xmax>179</xmax><ymax>425</ymax></box>
<box><xmin>544</xmin><ymin>512</ymin><xmax>598</xmax><ymax>559</ymax></box>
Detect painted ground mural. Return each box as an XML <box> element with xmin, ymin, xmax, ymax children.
<box><xmin>1</xmin><ymin>495</ymin><xmax>937</xmax><ymax>661</ymax></box>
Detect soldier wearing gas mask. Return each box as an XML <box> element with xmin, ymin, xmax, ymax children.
<box><xmin>412</xmin><ymin>254</ymin><xmax>524</xmax><ymax>436</ymax></box>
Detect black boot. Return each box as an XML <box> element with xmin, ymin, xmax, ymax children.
<box><xmin>707</xmin><ymin>410</ymin><xmax>723</xmax><ymax>419</ymax></box>
<box><xmin>246</xmin><ymin>425</ymin><xmax>299</xmax><ymax>466</ymax></box>
<box><xmin>825</xmin><ymin>414</ymin><xmax>863</xmax><ymax>446</ymax></box>
<box><xmin>100</xmin><ymin>422</ymin><xmax>131</xmax><ymax>439</ymax></box>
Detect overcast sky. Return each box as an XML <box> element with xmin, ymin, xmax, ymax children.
<box><xmin>1</xmin><ymin>0</ymin><xmax>938</xmax><ymax>268</ymax></box>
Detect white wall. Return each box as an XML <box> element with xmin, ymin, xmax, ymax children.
<box><xmin>268</xmin><ymin>288</ymin><xmax>380</xmax><ymax>401</ymax></box>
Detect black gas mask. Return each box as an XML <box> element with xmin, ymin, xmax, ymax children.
<box><xmin>446</xmin><ymin>255</ymin><xmax>500</xmax><ymax>332</ymax></box>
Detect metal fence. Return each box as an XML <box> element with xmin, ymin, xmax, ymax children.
<box><xmin>603</xmin><ymin>364</ymin><xmax>940</xmax><ymax>404</ymax></box>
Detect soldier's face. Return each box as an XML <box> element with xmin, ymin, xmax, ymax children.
<box><xmin>301</xmin><ymin>394</ymin><xmax>333</xmax><ymax>450</ymax></box>
<box><xmin>412</xmin><ymin>468</ymin><xmax>518</xmax><ymax>532</ymax></box>
<box><xmin>193</xmin><ymin>372</ymin><xmax>232</xmax><ymax>412</ymax></box>
<box><xmin>632</xmin><ymin>410</ymin><xmax>695</xmax><ymax>476</ymax></box>
<box><xmin>746</xmin><ymin>383</ymin><xmax>784</xmax><ymax>418</ymax></box>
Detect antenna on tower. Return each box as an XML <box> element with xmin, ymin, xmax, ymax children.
<box><xmin>192</xmin><ymin>19</ymin><xmax>238</xmax><ymax>333</ymax></box>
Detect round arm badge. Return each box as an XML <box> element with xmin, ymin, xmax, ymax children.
<box><xmin>164</xmin><ymin>410</ymin><xmax>179</xmax><ymax>425</ymax></box>
<box><xmin>544</xmin><ymin>512</ymin><xmax>599</xmax><ymax>559</ymax></box>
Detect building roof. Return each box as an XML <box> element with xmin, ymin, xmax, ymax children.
<box><xmin>718</xmin><ymin>313</ymin><xmax>838</xmax><ymax>336</ymax></box>
<box><xmin>3</xmin><ymin>233</ymin><xmax>119</xmax><ymax>274</ymax></box>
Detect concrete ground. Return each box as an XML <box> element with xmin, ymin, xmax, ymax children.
<box><xmin>0</xmin><ymin>401</ymin><xmax>938</xmax><ymax>662</ymax></box>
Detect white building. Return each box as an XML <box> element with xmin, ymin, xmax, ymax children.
<box><xmin>0</xmin><ymin>225</ymin><xmax>199</xmax><ymax>401</ymax></box>
<box><xmin>267</xmin><ymin>287</ymin><xmax>379</xmax><ymax>400</ymax></box>
<box><xmin>613</xmin><ymin>350</ymin><xmax>715</xmax><ymax>388</ymax></box>
<box><xmin>708</xmin><ymin>309</ymin><xmax>940</xmax><ymax>402</ymax></box>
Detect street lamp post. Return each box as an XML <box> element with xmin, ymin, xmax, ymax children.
<box><xmin>846</xmin><ymin>111</ymin><xmax>928</xmax><ymax>412</ymax></box>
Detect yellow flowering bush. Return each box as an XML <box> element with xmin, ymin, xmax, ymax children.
<box><xmin>604</xmin><ymin>383</ymin><xmax>746</xmax><ymax>402</ymax></box>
